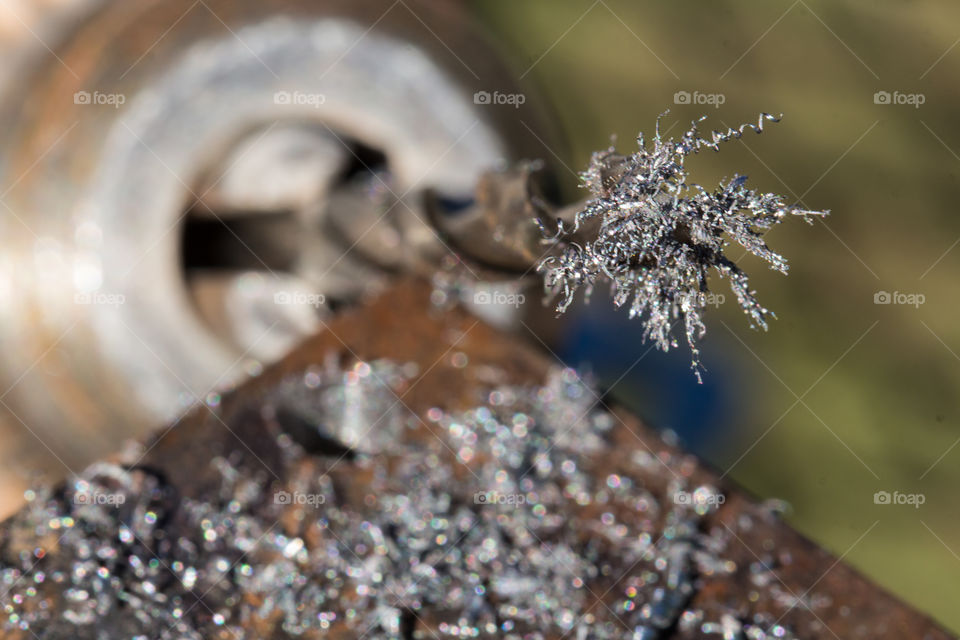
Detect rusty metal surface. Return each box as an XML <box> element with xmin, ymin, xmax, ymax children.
<box><xmin>0</xmin><ymin>279</ymin><xmax>951</xmax><ymax>638</ymax></box>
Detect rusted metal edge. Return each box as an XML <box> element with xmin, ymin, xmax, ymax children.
<box><xmin>1</xmin><ymin>279</ymin><xmax>953</xmax><ymax>639</ymax></box>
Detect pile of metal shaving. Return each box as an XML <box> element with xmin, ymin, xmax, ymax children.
<box><xmin>0</xmin><ymin>359</ymin><xmax>802</xmax><ymax>639</ymax></box>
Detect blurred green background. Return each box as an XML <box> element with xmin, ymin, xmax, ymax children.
<box><xmin>473</xmin><ymin>0</ymin><xmax>960</xmax><ymax>632</ymax></box>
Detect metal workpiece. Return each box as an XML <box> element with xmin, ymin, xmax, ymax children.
<box><xmin>0</xmin><ymin>0</ymin><xmax>560</xmax><ymax>477</ymax></box>
<box><xmin>431</xmin><ymin>162</ymin><xmax>553</xmax><ymax>273</ymax></box>
<box><xmin>0</xmin><ymin>280</ymin><xmax>949</xmax><ymax>639</ymax></box>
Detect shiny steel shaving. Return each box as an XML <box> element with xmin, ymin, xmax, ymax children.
<box><xmin>1</xmin><ymin>361</ymin><xmax>799</xmax><ymax>639</ymax></box>
<box><xmin>538</xmin><ymin>113</ymin><xmax>828</xmax><ymax>380</ymax></box>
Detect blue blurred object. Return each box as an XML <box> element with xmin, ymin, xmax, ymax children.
<box><xmin>554</xmin><ymin>301</ymin><xmax>739</xmax><ymax>461</ymax></box>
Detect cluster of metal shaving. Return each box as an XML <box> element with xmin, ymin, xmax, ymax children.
<box><xmin>1</xmin><ymin>360</ymin><xmax>801</xmax><ymax>639</ymax></box>
<box><xmin>537</xmin><ymin>113</ymin><xmax>828</xmax><ymax>380</ymax></box>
